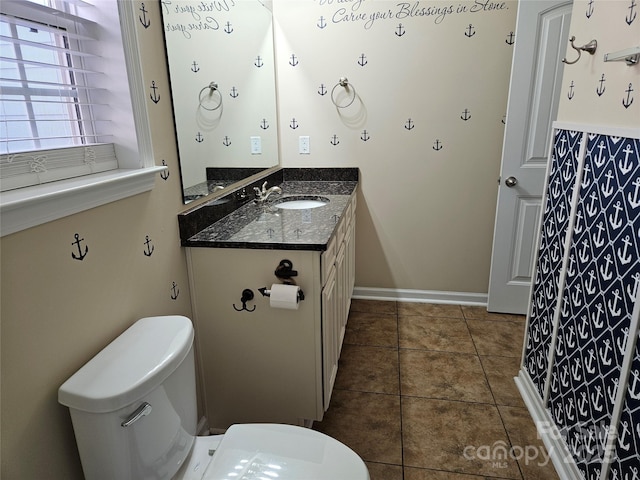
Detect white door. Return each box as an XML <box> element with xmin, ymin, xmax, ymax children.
<box><xmin>487</xmin><ymin>0</ymin><xmax>573</xmax><ymax>314</ymax></box>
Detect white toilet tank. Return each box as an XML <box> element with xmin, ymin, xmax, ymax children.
<box><xmin>58</xmin><ymin>316</ymin><xmax>197</xmax><ymax>480</ymax></box>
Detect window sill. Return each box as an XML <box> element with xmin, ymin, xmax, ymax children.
<box><xmin>0</xmin><ymin>166</ymin><xmax>167</xmax><ymax>237</ymax></box>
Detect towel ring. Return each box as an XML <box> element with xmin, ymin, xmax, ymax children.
<box><xmin>331</xmin><ymin>77</ymin><xmax>357</xmax><ymax>108</ymax></box>
<box><xmin>198</xmin><ymin>82</ymin><xmax>223</xmax><ymax>111</ymax></box>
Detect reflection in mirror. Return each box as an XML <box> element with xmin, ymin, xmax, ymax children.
<box><xmin>161</xmin><ymin>0</ymin><xmax>279</xmax><ymax>203</ymax></box>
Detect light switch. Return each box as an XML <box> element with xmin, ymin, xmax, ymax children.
<box><xmin>250</xmin><ymin>136</ymin><xmax>262</xmax><ymax>155</ymax></box>
<box><xmin>299</xmin><ymin>136</ymin><xmax>310</xmax><ymax>154</ymax></box>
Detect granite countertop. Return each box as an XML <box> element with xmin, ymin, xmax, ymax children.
<box><xmin>184</xmin><ymin>180</ymin><xmax>358</xmax><ymax>251</ymax></box>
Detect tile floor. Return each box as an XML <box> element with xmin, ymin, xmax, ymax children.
<box><xmin>313</xmin><ymin>299</ymin><xmax>561</xmax><ymax>480</ymax></box>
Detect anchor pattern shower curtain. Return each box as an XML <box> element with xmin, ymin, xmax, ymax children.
<box><xmin>525</xmin><ymin>129</ymin><xmax>582</xmax><ymax>398</ymax></box>
<box><xmin>523</xmin><ymin>126</ymin><xmax>640</xmax><ymax>480</ymax></box>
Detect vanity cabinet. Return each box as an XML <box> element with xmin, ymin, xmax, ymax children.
<box><xmin>321</xmin><ymin>195</ymin><xmax>356</xmax><ymax>408</ymax></box>
<box><xmin>186</xmin><ymin>193</ymin><xmax>356</xmax><ymax>430</ymax></box>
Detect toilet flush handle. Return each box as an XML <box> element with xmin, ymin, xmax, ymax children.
<box><xmin>121</xmin><ymin>402</ymin><xmax>152</xmax><ymax>427</ymax></box>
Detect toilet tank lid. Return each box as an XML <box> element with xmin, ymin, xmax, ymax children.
<box><xmin>58</xmin><ymin>316</ymin><xmax>194</xmax><ymax>413</ymax></box>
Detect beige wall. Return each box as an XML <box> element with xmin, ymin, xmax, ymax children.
<box><xmin>1</xmin><ymin>1</ymin><xmax>635</xmax><ymax>478</ymax></box>
<box><xmin>0</xmin><ymin>2</ymin><xmax>193</xmax><ymax>478</ymax></box>
<box><xmin>274</xmin><ymin>0</ymin><xmax>518</xmax><ymax>292</ymax></box>
<box><xmin>556</xmin><ymin>0</ymin><xmax>639</xmax><ymax>127</ymax></box>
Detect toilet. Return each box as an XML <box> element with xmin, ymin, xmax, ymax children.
<box><xmin>58</xmin><ymin>315</ymin><xmax>369</xmax><ymax>480</ymax></box>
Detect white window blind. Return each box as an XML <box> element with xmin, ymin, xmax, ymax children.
<box><xmin>0</xmin><ymin>0</ymin><xmax>118</xmax><ymax>191</ymax></box>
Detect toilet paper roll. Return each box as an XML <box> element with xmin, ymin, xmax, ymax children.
<box><xmin>269</xmin><ymin>283</ymin><xmax>300</xmax><ymax>310</ymax></box>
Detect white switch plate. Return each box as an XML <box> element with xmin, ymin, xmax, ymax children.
<box><xmin>299</xmin><ymin>136</ymin><xmax>310</xmax><ymax>154</ymax></box>
<box><xmin>250</xmin><ymin>136</ymin><xmax>262</xmax><ymax>154</ymax></box>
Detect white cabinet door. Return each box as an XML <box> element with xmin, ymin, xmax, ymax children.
<box><xmin>321</xmin><ymin>266</ymin><xmax>338</xmax><ymax>410</ymax></box>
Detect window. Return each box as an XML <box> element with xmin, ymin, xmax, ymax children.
<box><xmin>0</xmin><ymin>0</ymin><xmax>163</xmax><ymax>236</ymax></box>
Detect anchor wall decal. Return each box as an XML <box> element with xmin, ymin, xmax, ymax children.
<box><xmin>358</xmin><ymin>53</ymin><xmax>367</xmax><ymax>66</ymax></box>
<box><xmin>71</xmin><ymin>233</ymin><xmax>88</xmax><ymax>261</ymax></box>
<box><xmin>596</xmin><ymin>74</ymin><xmax>606</xmax><ymax>96</ymax></box>
<box><xmin>289</xmin><ymin>54</ymin><xmax>299</xmax><ymax>66</ymax></box>
<box><xmin>143</xmin><ymin>235</ymin><xmax>154</xmax><ymax>257</ymax></box>
<box><xmin>170</xmin><ymin>282</ymin><xmax>179</xmax><ymax>300</ymax></box>
<box><xmin>505</xmin><ymin>31</ymin><xmax>515</xmax><ymax>45</ymax></box>
<box><xmin>623</xmin><ymin>83</ymin><xmax>634</xmax><ymax>109</ymax></box>
<box><xmin>465</xmin><ymin>24</ymin><xmax>476</xmax><ymax>37</ymax></box>
<box><xmin>149</xmin><ymin>81</ymin><xmax>160</xmax><ymax>104</ymax></box>
<box><xmin>260</xmin><ymin>119</ymin><xmax>269</xmax><ymax>130</ymax></box>
<box><xmin>318</xmin><ymin>84</ymin><xmax>327</xmax><ymax>96</ymax></box>
<box><xmin>160</xmin><ymin>160</ymin><xmax>169</xmax><ymax>180</ymax></box>
<box><xmin>433</xmin><ymin>139</ymin><xmax>443</xmax><ymax>151</ymax></box>
<box><xmin>361</xmin><ymin>130</ymin><xmax>370</xmax><ymax>141</ymax></box>
<box><xmin>330</xmin><ymin>134</ymin><xmax>340</xmax><ymax>146</ymax></box>
<box><xmin>191</xmin><ymin>61</ymin><xmax>199</xmax><ymax>73</ymax></box>
<box><xmin>224</xmin><ymin>21</ymin><xmax>233</xmax><ymax>34</ymax></box>
<box><xmin>230</xmin><ymin>87</ymin><xmax>239</xmax><ymax>98</ymax></box>
<box><xmin>139</xmin><ymin>3</ymin><xmax>150</xmax><ymax>28</ymax></box>
<box><xmin>461</xmin><ymin>109</ymin><xmax>471</xmax><ymax>121</ymax></box>
<box><xmin>568</xmin><ymin>80</ymin><xmax>575</xmax><ymax>100</ymax></box>
<box><xmin>195</xmin><ymin>132</ymin><xmax>204</xmax><ymax>143</ymax></box>
<box><xmin>223</xmin><ymin>136</ymin><xmax>231</xmax><ymax>147</ymax></box>
<box><xmin>290</xmin><ymin>118</ymin><xmax>299</xmax><ymax>129</ymax></box>
<box><xmin>405</xmin><ymin>118</ymin><xmax>415</xmax><ymax>130</ymax></box>
<box><xmin>586</xmin><ymin>0</ymin><xmax>594</xmax><ymax>18</ymax></box>
<box><xmin>627</xmin><ymin>0</ymin><xmax>637</xmax><ymax>25</ymax></box>
<box><xmin>317</xmin><ymin>16</ymin><xmax>327</xmax><ymax>28</ymax></box>
<box><xmin>255</xmin><ymin>56</ymin><xmax>264</xmax><ymax>68</ymax></box>
<box><xmin>395</xmin><ymin>23</ymin><xmax>406</xmax><ymax>36</ymax></box>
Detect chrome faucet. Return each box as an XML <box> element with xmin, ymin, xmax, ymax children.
<box><xmin>254</xmin><ymin>181</ymin><xmax>282</xmax><ymax>202</ymax></box>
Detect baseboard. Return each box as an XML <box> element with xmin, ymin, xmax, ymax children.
<box><xmin>352</xmin><ymin>286</ymin><xmax>488</xmax><ymax>306</ymax></box>
<box><xmin>514</xmin><ymin>369</ymin><xmax>582</xmax><ymax>480</ymax></box>
<box><xmin>197</xmin><ymin>416</ymin><xmax>210</xmax><ymax>436</ymax></box>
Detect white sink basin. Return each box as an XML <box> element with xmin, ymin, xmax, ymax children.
<box><xmin>274</xmin><ymin>196</ymin><xmax>329</xmax><ymax>210</ymax></box>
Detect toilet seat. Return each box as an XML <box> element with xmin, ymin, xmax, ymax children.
<box><xmin>200</xmin><ymin>424</ymin><xmax>369</xmax><ymax>480</ymax></box>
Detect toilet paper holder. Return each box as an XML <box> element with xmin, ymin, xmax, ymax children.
<box><xmin>258</xmin><ymin>259</ymin><xmax>305</xmax><ymax>302</ymax></box>
<box><xmin>258</xmin><ymin>285</ymin><xmax>305</xmax><ymax>302</ymax></box>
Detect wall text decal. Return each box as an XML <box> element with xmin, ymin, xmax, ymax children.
<box><xmin>161</xmin><ymin>0</ymin><xmax>237</xmax><ymax>39</ymax></box>
<box><xmin>315</xmin><ymin>0</ymin><xmax>510</xmax><ymax>29</ymax></box>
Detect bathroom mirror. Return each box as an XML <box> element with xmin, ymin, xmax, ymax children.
<box><xmin>161</xmin><ymin>0</ymin><xmax>279</xmax><ymax>203</ymax></box>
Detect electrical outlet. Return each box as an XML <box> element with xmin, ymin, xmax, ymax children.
<box><xmin>250</xmin><ymin>136</ymin><xmax>262</xmax><ymax>155</ymax></box>
<box><xmin>299</xmin><ymin>136</ymin><xmax>310</xmax><ymax>154</ymax></box>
